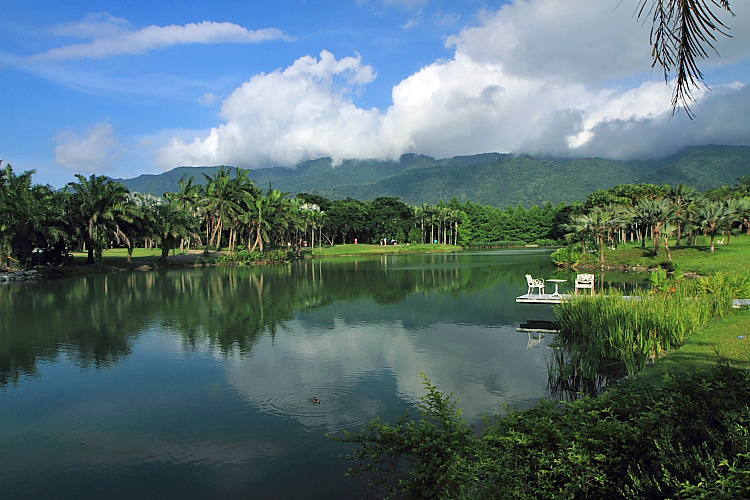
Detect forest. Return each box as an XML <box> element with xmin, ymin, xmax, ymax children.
<box><xmin>1</xmin><ymin>160</ymin><xmax>749</xmax><ymax>269</ymax></box>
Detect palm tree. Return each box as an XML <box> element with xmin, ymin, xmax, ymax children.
<box><xmin>661</xmin><ymin>222</ymin><xmax>677</xmax><ymax>262</ymax></box>
<box><xmin>695</xmin><ymin>202</ymin><xmax>732</xmax><ymax>253</ymax></box>
<box><xmin>200</xmin><ymin>168</ymin><xmax>241</xmax><ymax>251</ymax></box>
<box><xmin>666</xmin><ymin>184</ymin><xmax>698</xmax><ymax>245</ymax></box>
<box><xmin>721</xmin><ymin>198</ymin><xmax>743</xmax><ymax>245</ymax></box>
<box><xmin>166</xmin><ymin>175</ymin><xmax>200</xmax><ymax>251</ymax></box>
<box><xmin>152</xmin><ymin>200</ymin><xmax>198</xmax><ymax>262</ymax></box>
<box><xmin>565</xmin><ymin>213</ymin><xmax>593</xmax><ymax>256</ymax></box>
<box><xmin>68</xmin><ymin>174</ymin><xmax>129</xmax><ymax>264</ymax></box>
<box><xmin>587</xmin><ymin>207</ymin><xmax>620</xmax><ymax>264</ymax></box>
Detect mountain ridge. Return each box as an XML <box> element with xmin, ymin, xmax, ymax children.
<box><xmin>111</xmin><ymin>145</ymin><xmax>750</xmax><ymax>207</ymax></box>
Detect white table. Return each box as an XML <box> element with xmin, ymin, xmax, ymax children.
<box><xmin>546</xmin><ymin>279</ymin><xmax>566</xmax><ymax>296</ymax></box>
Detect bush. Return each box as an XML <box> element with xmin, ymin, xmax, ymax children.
<box><xmin>334</xmin><ymin>365</ymin><xmax>750</xmax><ymax>500</ymax></box>
<box><xmin>407</xmin><ymin>227</ymin><xmax>423</xmax><ymax>244</ymax></box>
<box><xmin>550</xmin><ymin>243</ymin><xmax>584</xmax><ymax>265</ymax></box>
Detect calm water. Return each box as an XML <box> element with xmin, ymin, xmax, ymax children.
<box><xmin>1</xmin><ymin>249</ymin><xmax>591</xmax><ymax>499</ymax></box>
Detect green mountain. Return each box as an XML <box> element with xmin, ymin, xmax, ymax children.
<box><xmin>112</xmin><ymin>145</ymin><xmax>750</xmax><ymax>207</ymax></box>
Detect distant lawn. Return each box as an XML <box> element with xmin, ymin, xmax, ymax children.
<box><xmin>68</xmin><ymin>244</ymin><xmax>462</xmax><ymax>264</ymax></box>
<box><xmin>578</xmin><ymin>233</ymin><xmax>750</xmax><ymax>274</ymax></box>
<box><xmin>309</xmin><ymin>243</ymin><xmax>461</xmax><ymax>257</ymax></box>
<box><xmin>71</xmin><ymin>247</ymin><xmax>165</xmax><ymax>265</ymax></box>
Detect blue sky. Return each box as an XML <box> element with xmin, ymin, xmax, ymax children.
<box><xmin>1</xmin><ymin>0</ymin><xmax>749</xmax><ymax>188</ymax></box>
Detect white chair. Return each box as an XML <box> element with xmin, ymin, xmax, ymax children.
<box><xmin>525</xmin><ymin>274</ymin><xmax>545</xmax><ymax>295</ymax></box>
<box><xmin>575</xmin><ymin>274</ymin><xmax>595</xmax><ymax>295</ymax></box>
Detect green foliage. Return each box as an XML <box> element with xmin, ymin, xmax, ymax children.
<box><xmin>694</xmin><ymin>271</ymin><xmax>750</xmax><ymax>299</ymax></box>
<box><xmin>215</xmin><ymin>249</ymin><xmax>290</xmax><ymax>265</ymax></box>
<box><xmin>407</xmin><ymin>227</ymin><xmax>422</xmax><ymax>243</ymax></box>
<box><xmin>533</xmin><ymin>238</ymin><xmax>556</xmax><ymax>246</ymax></box>
<box><xmin>550</xmin><ymin>243</ymin><xmax>584</xmax><ymax>265</ymax></box>
<box><xmin>335</xmin><ymin>365</ymin><xmax>750</xmax><ymax>500</ymax></box>
<box><xmin>333</xmin><ymin>373</ymin><xmax>476</xmax><ymax>500</ymax></box>
<box><xmin>649</xmin><ymin>267</ymin><xmax>670</xmax><ymax>291</ymax></box>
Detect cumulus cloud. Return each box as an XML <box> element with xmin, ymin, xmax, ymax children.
<box><xmin>158</xmin><ymin>0</ymin><xmax>750</xmax><ymax>169</ymax></box>
<box><xmin>54</xmin><ymin>122</ymin><xmax>121</xmax><ymax>173</ymax></box>
<box><xmin>159</xmin><ymin>50</ymin><xmax>388</xmax><ymax>168</ymax></box>
<box><xmin>31</xmin><ymin>16</ymin><xmax>289</xmax><ymax>61</ymax></box>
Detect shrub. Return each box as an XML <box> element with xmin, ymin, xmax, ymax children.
<box><xmin>551</xmin><ymin>243</ymin><xmax>583</xmax><ymax>265</ymax></box>
<box><xmin>335</xmin><ymin>366</ymin><xmax>750</xmax><ymax>500</ymax></box>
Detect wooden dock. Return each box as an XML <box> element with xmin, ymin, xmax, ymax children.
<box><xmin>516</xmin><ymin>293</ymin><xmax>569</xmax><ymax>304</ymax></box>
<box><xmin>516</xmin><ymin>293</ymin><xmax>749</xmax><ymax>308</ymax></box>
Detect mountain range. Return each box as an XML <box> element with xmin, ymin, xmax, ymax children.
<box><xmin>112</xmin><ymin>145</ymin><xmax>750</xmax><ymax>207</ymax></box>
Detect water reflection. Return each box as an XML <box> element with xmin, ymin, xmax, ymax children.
<box><xmin>226</xmin><ymin>318</ymin><xmax>554</xmax><ymax>429</ymax></box>
<box><xmin>2</xmin><ymin>249</ymin><xmax>570</xmax><ymax>499</ymax></box>
<box><xmin>1</xmin><ymin>250</ymin><xmax>554</xmax><ymax>386</ymax></box>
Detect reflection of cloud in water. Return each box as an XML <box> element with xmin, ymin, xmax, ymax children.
<box><xmin>226</xmin><ymin>317</ymin><xmax>552</xmax><ymax>430</ymax></box>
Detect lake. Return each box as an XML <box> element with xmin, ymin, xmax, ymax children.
<box><xmin>1</xmin><ymin>249</ymin><xmax>622</xmax><ymax>499</ymax></box>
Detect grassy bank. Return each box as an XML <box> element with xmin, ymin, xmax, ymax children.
<box><xmin>635</xmin><ymin>308</ymin><xmax>750</xmax><ymax>386</ymax></box>
<box><xmin>571</xmin><ymin>233</ymin><xmax>750</xmax><ymax>274</ymax></box>
<box><xmin>308</xmin><ymin>243</ymin><xmax>461</xmax><ymax>257</ymax></box>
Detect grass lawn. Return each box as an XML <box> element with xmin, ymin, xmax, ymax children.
<box><xmin>70</xmin><ymin>247</ymin><xmax>165</xmax><ymax>265</ymax></box>
<box><xmin>309</xmin><ymin>243</ymin><xmax>461</xmax><ymax>257</ymax></box>
<box><xmin>636</xmin><ymin>308</ymin><xmax>750</xmax><ymax>386</ymax></box>
<box><xmin>578</xmin><ymin>233</ymin><xmax>750</xmax><ymax>274</ymax></box>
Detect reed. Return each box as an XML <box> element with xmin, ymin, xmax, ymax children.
<box><xmin>553</xmin><ymin>286</ymin><xmax>733</xmax><ymax>379</ymax></box>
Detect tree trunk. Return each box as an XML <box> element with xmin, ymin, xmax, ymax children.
<box><xmin>160</xmin><ymin>242</ymin><xmax>170</xmax><ymax>262</ymax></box>
<box><xmin>664</xmin><ymin>236</ymin><xmax>672</xmax><ymax>262</ymax></box>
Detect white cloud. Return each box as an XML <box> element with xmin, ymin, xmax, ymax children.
<box><xmin>50</xmin><ymin>12</ymin><xmax>131</xmax><ymax>39</ymax></box>
<box><xmin>159</xmin><ymin>50</ymin><xmax>387</xmax><ymax>168</ymax></box>
<box><xmin>54</xmin><ymin>122</ymin><xmax>121</xmax><ymax>173</ymax></box>
<box><xmin>31</xmin><ymin>17</ymin><xmax>289</xmax><ymax>61</ymax></box>
<box><xmin>158</xmin><ymin>0</ymin><xmax>750</xmax><ymax>169</ymax></box>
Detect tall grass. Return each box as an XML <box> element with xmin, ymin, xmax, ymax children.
<box><xmin>553</xmin><ymin>282</ymin><xmax>736</xmax><ymax>379</ymax></box>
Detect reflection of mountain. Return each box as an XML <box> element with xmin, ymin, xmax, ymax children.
<box><xmin>0</xmin><ymin>250</ymin><xmax>555</xmax><ymax>386</ymax></box>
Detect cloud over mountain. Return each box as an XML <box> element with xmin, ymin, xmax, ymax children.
<box><xmin>158</xmin><ymin>0</ymin><xmax>750</xmax><ymax>170</ymax></box>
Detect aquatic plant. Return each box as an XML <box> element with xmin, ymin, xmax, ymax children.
<box><xmin>553</xmin><ymin>286</ymin><xmax>732</xmax><ymax>378</ymax></box>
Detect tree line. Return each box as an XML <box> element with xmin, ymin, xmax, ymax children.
<box><xmin>1</xmin><ymin>160</ymin><xmax>748</xmax><ymax>268</ymax></box>
<box><xmin>559</xmin><ymin>178</ymin><xmax>750</xmax><ymax>264</ymax></box>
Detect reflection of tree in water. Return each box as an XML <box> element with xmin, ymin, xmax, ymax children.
<box><xmin>0</xmin><ymin>251</ymin><xmax>555</xmax><ymax>386</ymax></box>
<box><xmin>0</xmin><ymin>275</ymin><xmax>151</xmax><ymax>386</ymax></box>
